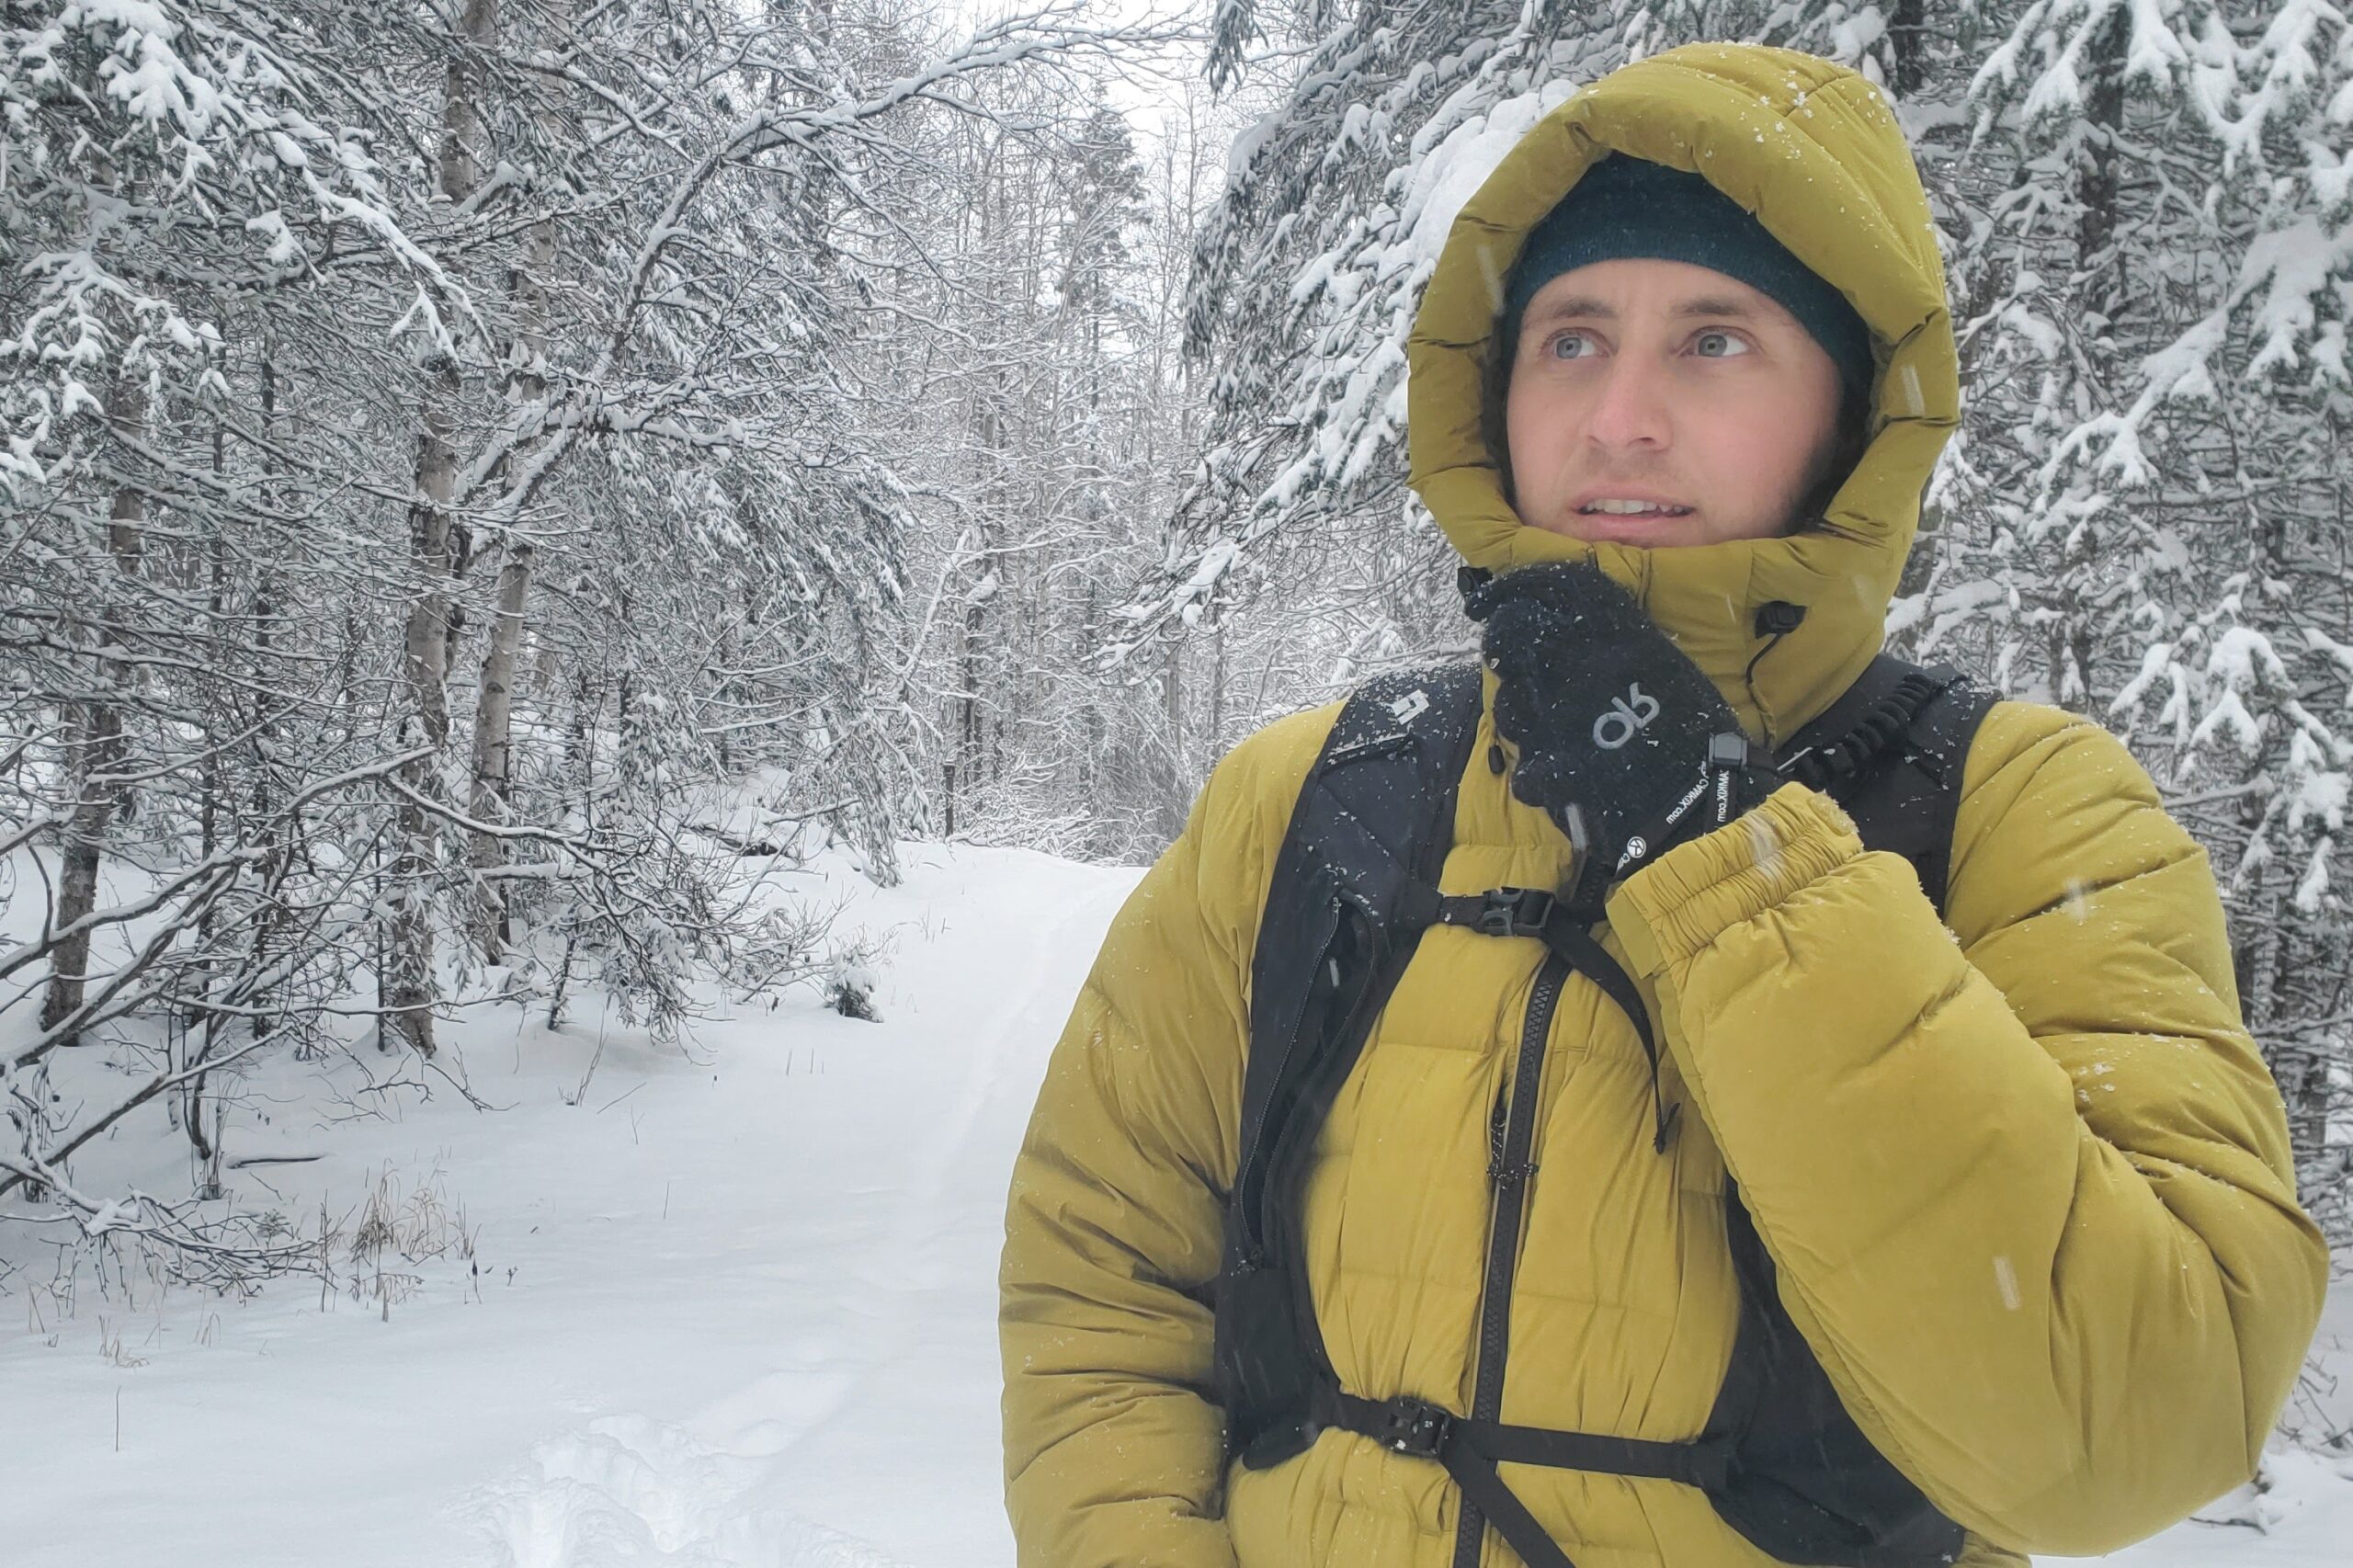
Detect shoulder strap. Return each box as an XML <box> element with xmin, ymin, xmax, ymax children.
<box><xmin>1233</xmin><ymin>664</ymin><xmax>1483</xmax><ymax>1255</ymax></box>
<box><xmin>1217</xmin><ymin>664</ymin><xmax>1483</xmax><ymax>1463</ymax></box>
<box><xmin>1774</xmin><ymin>654</ymin><xmax>1996</xmax><ymax>915</ymax></box>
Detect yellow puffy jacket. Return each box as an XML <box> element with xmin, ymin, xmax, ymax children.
<box><xmin>1000</xmin><ymin>43</ymin><xmax>2328</xmax><ymax>1568</ymax></box>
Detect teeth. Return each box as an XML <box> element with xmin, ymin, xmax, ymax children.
<box><xmin>1581</xmin><ymin>499</ymin><xmax>1689</xmax><ymax>516</ymax></box>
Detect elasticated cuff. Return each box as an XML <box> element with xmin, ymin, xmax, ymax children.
<box><xmin>1607</xmin><ymin>783</ymin><xmax>1863</xmax><ymax>976</ymax></box>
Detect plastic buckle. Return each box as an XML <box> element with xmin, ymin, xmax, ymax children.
<box><xmin>1476</xmin><ymin>887</ymin><xmax>1556</xmax><ymax>938</ymax></box>
<box><xmin>1378</xmin><ymin>1396</ymin><xmax>1455</xmax><ymax>1458</ymax></box>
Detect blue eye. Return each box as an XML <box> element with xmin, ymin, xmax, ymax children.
<box><xmin>1547</xmin><ymin>331</ymin><xmax>1595</xmax><ymax>360</ymax></box>
<box><xmin>1693</xmin><ymin>329</ymin><xmax>1750</xmax><ymax>358</ymax></box>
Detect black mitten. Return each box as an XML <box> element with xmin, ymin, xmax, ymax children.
<box><xmin>1466</xmin><ymin>561</ymin><xmax>1771</xmax><ymax>881</ymax></box>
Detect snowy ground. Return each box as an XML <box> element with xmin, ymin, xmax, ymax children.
<box><xmin>2</xmin><ymin>843</ymin><xmax>2347</xmax><ymax>1567</ymax></box>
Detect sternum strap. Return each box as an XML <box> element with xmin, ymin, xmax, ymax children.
<box><xmin>1315</xmin><ymin>1385</ymin><xmax>1733</xmax><ymax>1568</ymax></box>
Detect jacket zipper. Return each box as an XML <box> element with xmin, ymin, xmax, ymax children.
<box><xmin>1450</xmin><ymin>949</ymin><xmax>1572</xmax><ymax>1568</ymax></box>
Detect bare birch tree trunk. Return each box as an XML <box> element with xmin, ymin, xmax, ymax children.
<box><xmin>467</xmin><ymin>0</ymin><xmax>574</xmax><ymax>965</ymax></box>
<box><xmin>469</xmin><ymin>211</ymin><xmax>552</xmax><ymax>962</ymax></box>
<box><xmin>387</xmin><ymin>0</ymin><xmax>498</xmax><ymax>1055</ymax></box>
<box><xmin>390</xmin><ymin>372</ymin><xmax>458</xmax><ymax>1058</ymax></box>
<box><xmin>469</xmin><ymin>533</ymin><xmax>533</xmax><ymax>960</ymax></box>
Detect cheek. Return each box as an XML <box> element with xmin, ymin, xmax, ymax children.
<box><xmin>1504</xmin><ymin>381</ymin><xmax>1571</xmax><ymax>477</ymax></box>
<box><xmin>1503</xmin><ymin>382</ymin><xmax>1537</xmax><ymax>460</ymax></box>
<box><xmin>1717</xmin><ymin>392</ymin><xmax>1832</xmax><ymax>494</ymax></box>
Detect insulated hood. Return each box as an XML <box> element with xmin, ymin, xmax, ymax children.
<box><xmin>1408</xmin><ymin>44</ymin><xmax>1960</xmax><ymax>746</ymax></box>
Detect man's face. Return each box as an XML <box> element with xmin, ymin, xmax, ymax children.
<box><xmin>1503</xmin><ymin>258</ymin><xmax>1850</xmax><ymax>548</ymax></box>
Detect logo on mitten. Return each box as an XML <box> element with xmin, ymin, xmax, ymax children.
<box><xmin>1593</xmin><ymin>685</ymin><xmax>1661</xmax><ymax>749</ymax></box>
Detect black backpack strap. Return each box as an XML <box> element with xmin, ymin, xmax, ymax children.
<box><xmin>1429</xmin><ymin>888</ymin><xmax>1677</xmax><ymax>1153</ymax></box>
<box><xmin>1775</xmin><ymin>654</ymin><xmax>1996</xmax><ymax>915</ymax></box>
<box><xmin>1313</xmin><ymin>1383</ymin><xmax>1733</xmax><ymax>1568</ymax></box>
<box><xmin>1216</xmin><ymin>664</ymin><xmax>1483</xmax><ymax>1464</ymax></box>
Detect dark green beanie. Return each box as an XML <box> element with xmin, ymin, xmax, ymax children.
<box><xmin>1499</xmin><ymin>154</ymin><xmax>1876</xmax><ymax>402</ymax></box>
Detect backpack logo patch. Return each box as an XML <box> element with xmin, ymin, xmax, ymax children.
<box><xmin>1388</xmin><ymin>688</ymin><xmax>1430</xmax><ymax>727</ymax></box>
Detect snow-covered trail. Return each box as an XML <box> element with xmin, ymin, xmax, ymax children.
<box><xmin>0</xmin><ymin>845</ymin><xmax>1136</xmax><ymax>1568</ymax></box>
<box><xmin>1</xmin><ymin>843</ymin><xmax>2346</xmax><ymax>1567</ymax></box>
<box><xmin>460</xmin><ymin>845</ymin><xmax>1140</xmax><ymax>1568</ymax></box>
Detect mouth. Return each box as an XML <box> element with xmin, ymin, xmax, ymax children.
<box><xmin>1574</xmin><ymin>497</ymin><xmax>1694</xmax><ymax>519</ymax></box>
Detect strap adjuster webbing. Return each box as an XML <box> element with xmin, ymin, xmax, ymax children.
<box><xmin>1318</xmin><ymin>1383</ymin><xmax>1735</xmax><ymax>1568</ymax></box>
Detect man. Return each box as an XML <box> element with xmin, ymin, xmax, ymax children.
<box><xmin>1000</xmin><ymin>42</ymin><xmax>2327</xmax><ymax>1568</ymax></box>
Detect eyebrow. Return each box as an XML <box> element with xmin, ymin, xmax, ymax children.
<box><xmin>1524</xmin><ymin>294</ymin><xmax>1766</xmax><ymax>327</ymax></box>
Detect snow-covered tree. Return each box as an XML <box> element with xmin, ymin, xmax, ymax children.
<box><xmin>0</xmin><ymin>0</ymin><xmax>1193</xmax><ymax>1282</ymax></box>
<box><xmin>1928</xmin><ymin>0</ymin><xmax>2353</xmax><ymax>1212</ymax></box>
<box><xmin>1163</xmin><ymin>2</ymin><xmax>1620</xmax><ymax>664</ymax></box>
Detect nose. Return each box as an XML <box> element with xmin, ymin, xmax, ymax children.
<box><xmin>1581</xmin><ymin>352</ymin><xmax>1673</xmax><ymax>454</ymax></box>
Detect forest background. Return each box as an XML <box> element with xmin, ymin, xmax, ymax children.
<box><xmin>4</xmin><ymin>0</ymin><xmax>2350</xmax><ymax>1335</ymax></box>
